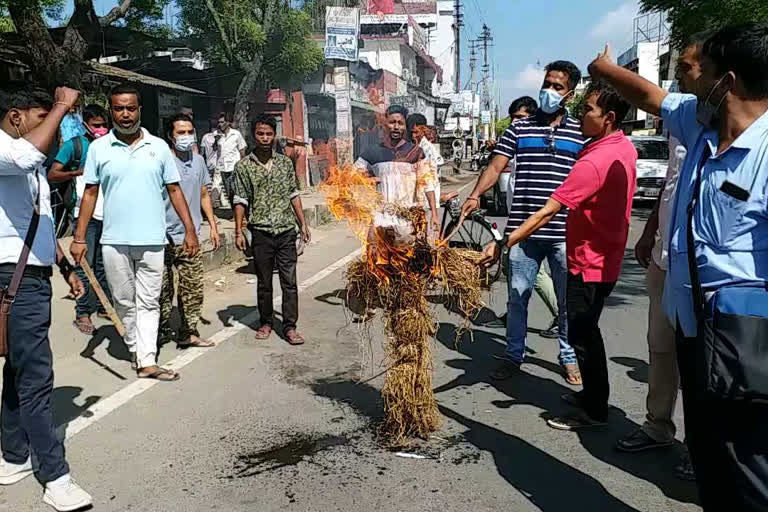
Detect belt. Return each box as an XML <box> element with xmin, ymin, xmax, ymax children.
<box><xmin>0</xmin><ymin>263</ymin><xmax>53</xmax><ymax>279</ymax></box>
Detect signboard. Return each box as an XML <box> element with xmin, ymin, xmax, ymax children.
<box><xmin>408</xmin><ymin>16</ymin><xmax>428</xmax><ymax>54</ymax></box>
<box><xmin>481</xmin><ymin>110</ymin><xmax>491</xmax><ymax>124</ymax></box>
<box><xmin>325</xmin><ymin>7</ymin><xmax>360</xmax><ymax>61</ymax></box>
<box><xmin>391</xmin><ymin>95</ymin><xmax>417</xmax><ymax>114</ymax></box>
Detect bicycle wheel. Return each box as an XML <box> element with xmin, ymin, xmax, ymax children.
<box><xmin>443</xmin><ymin>216</ymin><xmax>502</xmax><ymax>285</ymax></box>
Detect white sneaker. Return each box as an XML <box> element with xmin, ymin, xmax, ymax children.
<box><xmin>0</xmin><ymin>457</ymin><xmax>33</xmax><ymax>485</ymax></box>
<box><xmin>43</xmin><ymin>474</ymin><xmax>92</xmax><ymax>511</ymax></box>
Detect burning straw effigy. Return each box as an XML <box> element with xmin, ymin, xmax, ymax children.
<box><xmin>321</xmin><ymin>165</ymin><xmax>484</xmax><ymax>446</ymax></box>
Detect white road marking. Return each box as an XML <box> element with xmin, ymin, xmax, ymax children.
<box><xmin>61</xmin><ymin>247</ymin><xmax>364</xmax><ymax>441</ymax></box>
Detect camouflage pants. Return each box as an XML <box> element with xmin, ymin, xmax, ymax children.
<box><xmin>159</xmin><ymin>244</ymin><xmax>204</xmax><ymax>343</ymax></box>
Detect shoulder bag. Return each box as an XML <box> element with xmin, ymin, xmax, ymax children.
<box><xmin>0</xmin><ymin>173</ymin><xmax>42</xmax><ymax>357</ymax></box>
<box><xmin>687</xmin><ymin>148</ymin><xmax>768</xmax><ymax>402</ymax></box>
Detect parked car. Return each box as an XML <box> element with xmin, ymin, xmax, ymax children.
<box><xmin>631</xmin><ymin>135</ymin><xmax>670</xmax><ymax>200</ymax></box>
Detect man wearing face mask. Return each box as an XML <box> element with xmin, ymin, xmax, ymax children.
<box><xmin>48</xmin><ymin>104</ymin><xmax>113</xmax><ymax>336</ymax></box>
<box><xmin>478</xmin><ymin>80</ymin><xmax>636</xmax><ymax>430</ymax></box>
<box><xmin>71</xmin><ymin>83</ymin><xmax>200</xmax><ymax>382</ymax></box>
<box><xmin>158</xmin><ymin>113</ymin><xmax>219</xmax><ymax>349</ymax></box>
<box><xmin>590</xmin><ymin>24</ymin><xmax>768</xmax><ymax>510</ymax></box>
<box><xmin>461</xmin><ymin>61</ymin><xmax>585</xmax><ymax>385</ymax></box>
<box><xmin>200</xmin><ymin>112</ymin><xmax>247</xmax><ymax>209</ymax></box>
<box><xmin>615</xmin><ymin>33</ymin><xmax>710</xmax><ymax>481</ymax></box>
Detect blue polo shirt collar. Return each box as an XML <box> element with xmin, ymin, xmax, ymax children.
<box><xmin>108</xmin><ymin>127</ymin><xmax>152</xmax><ymax>149</ymax></box>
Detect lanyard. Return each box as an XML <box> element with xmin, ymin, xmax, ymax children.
<box><xmin>685</xmin><ymin>145</ymin><xmax>712</xmax><ymax>321</ymax></box>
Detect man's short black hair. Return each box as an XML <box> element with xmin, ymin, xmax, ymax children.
<box><xmin>508</xmin><ymin>96</ymin><xmax>538</xmax><ymax>117</ymax></box>
<box><xmin>0</xmin><ymin>85</ymin><xmax>53</xmax><ymax>119</ymax></box>
<box><xmin>703</xmin><ymin>23</ymin><xmax>768</xmax><ymax>99</ymax></box>
<box><xmin>585</xmin><ymin>80</ymin><xmax>630</xmax><ymax>128</ymax></box>
<box><xmin>253</xmin><ymin>113</ymin><xmax>277</xmax><ymax>133</ymax></box>
<box><xmin>684</xmin><ymin>30</ymin><xmax>716</xmax><ymax>49</ymax></box>
<box><xmin>166</xmin><ymin>113</ymin><xmax>194</xmax><ymax>142</ymax></box>
<box><xmin>218</xmin><ymin>111</ymin><xmax>234</xmax><ymax>123</ymax></box>
<box><xmin>109</xmin><ymin>83</ymin><xmax>141</xmax><ymax>106</ymax></box>
<box><xmin>83</xmin><ymin>104</ymin><xmax>108</xmax><ymax>124</ymax></box>
<box><xmin>406</xmin><ymin>113</ymin><xmax>427</xmax><ymax>137</ymax></box>
<box><xmin>544</xmin><ymin>60</ymin><xmax>582</xmax><ymax>91</ymax></box>
<box><xmin>386</xmin><ymin>105</ymin><xmax>408</xmax><ymax>119</ymax></box>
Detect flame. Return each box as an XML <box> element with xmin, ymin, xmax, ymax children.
<box><xmin>320</xmin><ymin>164</ymin><xmax>381</xmax><ymax>244</ymax></box>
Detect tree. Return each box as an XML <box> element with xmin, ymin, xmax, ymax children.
<box><xmin>566</xmin><ymin>91</ymin><xmax>586</xmax><ymax>119</ymax></box>
<box><xmin>178</xmin><ymin>0</ymin><xmax>324</xmax><ymax>133</ymax></box>
<box><xmin>2</xmin><ymin>0</ymin><xmax>169</xmax><ymax>88</ymax></box>
<box><xmin>495</xmin><ymin>116</ymin><xmax>510</xmax><ymax>137</ymax></box>
<box><xmin>640</xmin><ymin>0</ymin><xmax>768</xmax><ymax>48</ymax></box>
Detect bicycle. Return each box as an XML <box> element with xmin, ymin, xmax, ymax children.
<box><xmin>439</xmin><ymin>192</ymin><xmax>504</xmax><ymax>286</ymax></box>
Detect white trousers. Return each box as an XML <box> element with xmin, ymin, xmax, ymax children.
<box><xmin>102</xmin><ymin>245</ymin><xmax>165</xmax><ymax>368</ymax></box>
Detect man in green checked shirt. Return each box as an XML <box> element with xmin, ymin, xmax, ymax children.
<box><xmin>233</xmin><ymin>114</ymin><xmax>311</xmax><ymax>346</ymax></box>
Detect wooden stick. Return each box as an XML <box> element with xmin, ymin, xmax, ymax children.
<box><xmin>80</xmin><ymin>259</ymin><xmax>126</xmax><ymax>338</ymax></box>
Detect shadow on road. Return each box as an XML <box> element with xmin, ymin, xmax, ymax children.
<box><xmin>434</xmin><ymin>322</ymin><xmax>700</xmax><ymax>507</ymax></box>
<box><xmin>611</xmin><ymin>356</ymin><xmax>650</xmax><ymax>384</ymax></box>
<box><xmin>81</xmin><ymin>325</ymin><xmax>130</xmax><ymax>363</ymax></box>
<box><xmin>308</xmin><ymin>372</ymin><xmax>641</xmax><ymax>512</ymax></box>
<box><xmin>216</xmin><ymin>304</ymin><xmax>259</xmax><ymax>331</ymax></box>
<box><xmin>52</xmin><ymin>386</ymin><xmax>100</xmax><ymax>428</ymax></box>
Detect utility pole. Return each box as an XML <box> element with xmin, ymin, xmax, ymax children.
<box><xmin>469</xmin><ymin>39</ymin><xmax>479</xmax><ymax>154</ymax></box>
<box><xmin>479</xmin><ymin>24</ymin><xmax>493</xmax><ymax>141</ymax></box>
<box><xmin>453</xmin><ymin>0</ymin><xmax>462</xmax><ymax>93</ymax></box>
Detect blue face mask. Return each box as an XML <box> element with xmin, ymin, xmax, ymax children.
<box><xmin>60</xmin><ymin>112</ymin><xmax>86</xmax><ymax>142</ymax></box>
<box><xmin>539</xmin><ymin>88</ymin><xmax>565</xmax><ymax>114</ymax></box>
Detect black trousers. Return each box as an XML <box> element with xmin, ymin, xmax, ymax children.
<box><xmin>251</xmin><ymin>228</ymin><xmax>298</xmax><ymax>333</ymax></box>
<box><xmin>566</xmin><ymin>273</ymin><xmax>616</xmax><ymax>422</ymax></box>
<box><xmin>676</xmin><ymin>324</ymin><xmax>768</xmax><ymax>511</ymax></box>
<box><xmin>0</xmin><ymin>268</ymin><xmax>69</xmax><ymax>483</ymax></box>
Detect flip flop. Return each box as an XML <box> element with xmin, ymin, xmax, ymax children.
<box><xmin>254</xmin><ymin>326</ymin><xmax>272</xmax><ymax>340</ymax></box>
<box><xmin>177</xmin><ymin>338</ymin><xmax>216</xmax><ymax>349</ymax></box>
<box><xmin>72</xmin><ymin>319</ymin><xmax>95</xmax><ymax>335</ymax></box>
<box><xmin>285</xmin><ymin>330</ymin><xmax>305</xmax><ymax>346</ymax></box>
<box><xmin>137</xmin><ymin>367</ymin><xmax>180</xmax><ymax>381</ymax></box>
<box><xmin>563</xmin><ymin>363</ymin><xmax>583</xmax><ymax>386</ymax></box>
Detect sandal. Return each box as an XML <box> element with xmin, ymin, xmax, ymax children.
<box><xmin>563</xmin><ymin>363</ymin><xmax>583</xmax><ymax>386</ymax></box>
<box><xmin>137</xmin><ymin>366</ymin><xmax>180</xmax><ymax>381</ymax></box>
<box><xmin>177</xmin><ymin>338</ymin><xmax>216</xmax><ymax>349</ymax></box>
<box><xmin>72</xmin><ymin>318</ymin><xmax>95</xmax><ymax>335</ymax></box>
<box><xmin>97</xmin><ymin>312</ymin><xmax>111</xmax><ymax>320</ymax></box>
<box><xmin>285</xmin><ymin>330</ymin><xmax>305</xmax><ymax>346</ymax></box>
<box><xmin>254</xmin><ymin>325</ymin><xmax>272</xmax><ymax>340</ymax></box>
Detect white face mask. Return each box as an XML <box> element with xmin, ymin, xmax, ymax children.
<box><xmin>174</xmin><ymin>134</ymin><xmax>196</xmax><ymax>152</ymax></box>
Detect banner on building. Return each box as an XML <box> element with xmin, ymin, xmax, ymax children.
<box><xmin>481</xmin><ymin>110</ymin><xmax>491</xmax><ymax>124</ymax></box>
<box><xmin>325</xmin><ymin>7</ymin><xmax>360</xmax><ymax>62</ymax></box>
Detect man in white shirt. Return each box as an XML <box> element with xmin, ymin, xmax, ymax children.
<box><xmin>200</xmin><ymin>112</ymin><xmax>247</xmax><ymax>208</ymax></box>
<box><xmin>0</xmin><ymin>85</ymin><xmax>92</xmax><ymax>511</ymax></box>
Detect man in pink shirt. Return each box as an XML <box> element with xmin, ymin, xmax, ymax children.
<box><xmin>480</xmin><ymin>80</ymin><xmax>637</xmax><ymax>429</ymax></box>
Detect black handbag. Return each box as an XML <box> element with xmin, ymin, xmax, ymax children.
<box><xmin>687</xmin><ymin>149</ymin><xmax>768</xmax><ymax>402</ymax></box>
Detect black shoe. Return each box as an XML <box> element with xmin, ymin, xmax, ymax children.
<box><xmin>480</xmin><ymin>314</ymin><xmax>506</xmax><ymax>329</ymax></box>
<box><xmin>561</xmin><ymin>391</ymin><xmax>585</xmax><ymax>408</ymax></box>
<box><xmin>616</xmin><ymin>428</ymin><xmax>674</xmax><ymax>453</ymax></box>
<box><xmin>540</xmin><ymin>318</ymin><xmax>559</xmax><ymax>339</ymax></box>
<box><xmin>490</xmin><ymin>360</ymin><xmax>521</xmax><ymax>380</ymax></box>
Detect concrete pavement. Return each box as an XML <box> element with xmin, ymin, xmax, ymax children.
<box><xmin>1</xmin><ymin>196</ymin><xmax>701</xmax><ymax>512</ymax></box>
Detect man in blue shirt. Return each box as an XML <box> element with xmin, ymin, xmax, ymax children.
<box><xmin>590</xmin><ymin>24</ymin><xmax>768</xmax><ymax>511</ymax></box>
<box><xmin>71</xmin><ymin>83</ymin><xmax>200</xmax><ymax>382</ymax></box>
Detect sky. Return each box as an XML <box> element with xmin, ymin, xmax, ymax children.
<box><xmin>461</xmin><ymin>0</ymin><xmax>645</xmax><ymax>113</ymax></box>
<box><xmin>67</xmin><ymin>0</ymin><xmax>646</xmax><ymax>114</ymax></box>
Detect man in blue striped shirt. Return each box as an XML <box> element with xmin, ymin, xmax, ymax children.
<box><xmin>462</xmin><ymin>60</ymin><xmax>585</xmax><ymax>384</ymax></box>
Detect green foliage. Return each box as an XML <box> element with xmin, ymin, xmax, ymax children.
<box><xmin>495</xmin><ymin>116</ymin><xmax>510</xmax><ymax>137</ymax></box>
<box><xmin>640</xmin><ymin>0</ymin><xmax>768</xmax><ymax>48</ymax></box>
<box><xmin>0</xmin><ymin>15</ymin><xmax>13</xmax><ymax>32</ymax></box>
<box><xmin>178</xmin><ymin>0</ymin><xmax>323</xmax><ymax>88</ymax></box>
<box><xmin>566</xmin><ymin>91</ymin><xmax>586</xmax><ymax>119</ymax></box>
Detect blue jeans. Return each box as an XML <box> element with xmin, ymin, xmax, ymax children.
<box><xmin>504</xmin><ymin>239</ymin><xmax>575</xmax><ymax>365</ymax></box>
<box><xmin>74</xmin><ymin>218</ymin><xmax>112</xmax><ymax>318</ymax></box>
<box><xmin>0</xmin><ymin>268</ymin><xmax>69</xmax><ymax>483</ymax></box>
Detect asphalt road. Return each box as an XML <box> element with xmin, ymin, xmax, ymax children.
<box><xmin>3</xmin><ymin>199</ymin><xmax>701</xmax><ymax>512</ymax></box>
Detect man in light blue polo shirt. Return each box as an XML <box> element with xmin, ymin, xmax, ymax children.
<box><xmin>590</xmin><ymin>24</ymin><xmax>768</xmax><ymax>511</ymax></box>
<box><xmin>71</xmin><ymin>83</ymin><xmax>199</xmax><ymax>383</ymax></box>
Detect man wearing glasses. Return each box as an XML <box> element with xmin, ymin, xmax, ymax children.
<box><xmin>461</xmin><ymin>61</ymin><xmax>585</xmax><ymax>385</ymax></box>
